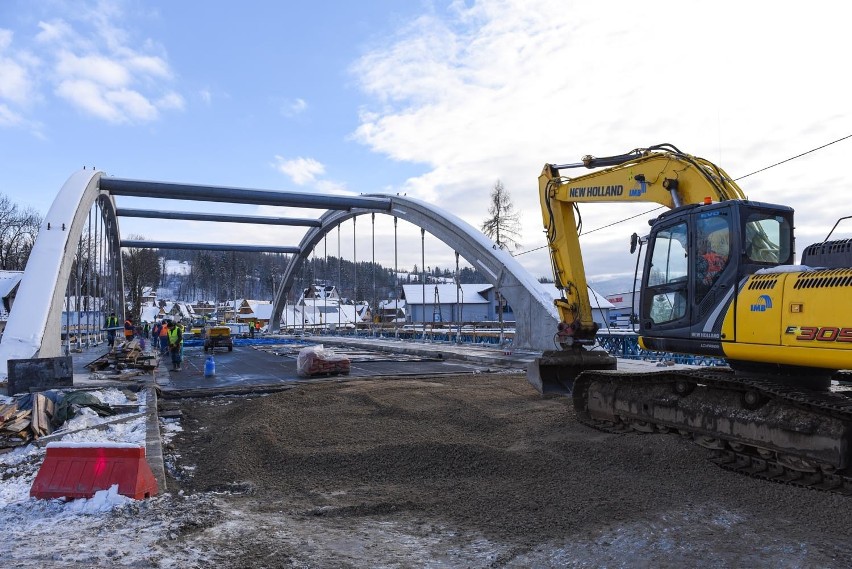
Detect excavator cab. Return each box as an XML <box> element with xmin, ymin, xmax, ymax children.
<box><xmin>638</xmin><ymin>200</ymin><xmax>794</xmax><ymax>356</ymax></box>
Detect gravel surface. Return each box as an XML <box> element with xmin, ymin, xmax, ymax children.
<box><xmin>163</xmin><ymin>372</ymin><xmax>852</xmax><ymax>568</ymax></box>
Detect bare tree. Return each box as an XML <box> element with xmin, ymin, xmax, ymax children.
<box><xmin>481</xmin><ymin>180</ymin><xmax>521</xmax><ymax>251</ymax></box>
<box><xmin>122</xmin><ymin>236</ymin><xmax>161</xmax><ymax>322</ymax></box>
<box><xmin>0</xmin><ymin>195</ymin><xmax>42</xmax><ymax>270</ymax></box>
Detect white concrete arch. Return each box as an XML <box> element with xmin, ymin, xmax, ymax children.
<box><xmin>271</xmin><ymin>195</ymin><xmax>558</xmax><ymax>351</ymax></box>
<box><xmin>0</xmin><ymin>170</ymin><xmax>123</xmax><ymax>376</ymax></box>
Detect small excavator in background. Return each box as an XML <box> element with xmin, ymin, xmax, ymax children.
<box><xmin>529</xmin><ymin>144</ymin><xmax>852</xmax><ymax>492</ymax></box>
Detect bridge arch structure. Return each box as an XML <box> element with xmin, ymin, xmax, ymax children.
<box><xmin>270</xmin><ymin>195</ymin><xmax>558</xmax><ymax>349</ymax></box>
<box><xmin>0</xmin><ymin>170</ymin><xmax>558</xmax><ymax>378</ymax></box>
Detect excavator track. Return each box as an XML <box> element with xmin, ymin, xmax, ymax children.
<box><xmin>573</xmin><ymin>368</ymin><xmax>852</xmax><ymax>494</ymax></box>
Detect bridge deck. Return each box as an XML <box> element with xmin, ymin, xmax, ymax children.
<box><xmin>64</xmin><ymin>335</ymin><xmax>694</xmax><ymax>397</ymax></box>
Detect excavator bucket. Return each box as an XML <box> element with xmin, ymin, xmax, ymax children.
<box><xmin>527</xmin><ymin>348</ymin><xmax>617</xmax><ymax>397</ymax></box>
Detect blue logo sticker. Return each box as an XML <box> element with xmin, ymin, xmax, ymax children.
<box><xmin>629</xmin><ymin>179</ymin><xmax>647</xmax><ymax>197</ymax></box>
<box><xmin>750</xmin><ymin>294</ymin><xmax>773</xmax><ymax>312</ymax></box>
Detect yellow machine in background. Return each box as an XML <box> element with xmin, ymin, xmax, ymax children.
<box><xmin>532</xmin><ymin>144</ymin><xmax>852</xmax><ymax>492</ymax></box>
<box><xmin>204</xmin><ymin>325</ymin><xmax>234</xmax><ymax>352</ymax></box>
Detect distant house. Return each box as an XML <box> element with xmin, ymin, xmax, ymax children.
<box><xmin>280</xmin><ymin>285</ymin><xmax>359</xmax><ymax>331</ymax></box>
<box><xmin>191</xmin><ymin>300</ymin><xmax>216</xmax><ymax>320</ymax></box>
<box><xmin>401</xmin><ymin>283</ymin><xmax>504</xmax><ymax>323</ymax></box>
<box><xmin>218</xmin><ymin>299</ymin><xmax>245</xmax><ymax>323</ymax></box>
<box><xmin>604</xmin><ymin>291</ymin><xmax>641</xmax><ymax>329</ymax></box>
<box><xmin>237</xmin><ymin>299</ymin><xmax>274</xmax><ymax>326</ymax></box>
<box><xmin>159</xmin><ymin>301</ymin><xmax>195</xmax><ymax>323</ymax></box>
<box><xmin>141</xmin><ymin>286</ymin><xmax>157</xmax><ymax>306</ymax></box>
<box><xmin>377</xmin><ymin>299</ymin><xmax>406</xmax><ymax>323</ymax></box>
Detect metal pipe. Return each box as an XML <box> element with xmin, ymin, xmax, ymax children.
<box><xmin>116</xmin><ymin>208</ymin><xmax>321</xmax><ymax>227</ymax></box>
<box><xmin>120</xmin><ymin>240</ymin><xmax>300</xmax><ymax>254</ymax></box>
<box><xmin>353</xmin><ymin>216</ymin><xmax>357</xmax><ymax>338</ymax></box>
<box><xmin>394</xmin><ymin>217</ymin><xmax>398</xmax><ymax>339</ymax></box>
<box><xmin>101</xmin><ymin>177</ymin><xmax>391</xmax><ymax>210</ymax></box>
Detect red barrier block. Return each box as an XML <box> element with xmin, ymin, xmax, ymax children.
<box><xmin>30</xmin><ymin>442</ymin><xmax>159</xmax><ymax>500</ymax></box>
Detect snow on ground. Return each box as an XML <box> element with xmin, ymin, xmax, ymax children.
<box><xmin>0</xmin><ymin>387</ymin><xmax>221</xmax><ymax>569</ymax></box>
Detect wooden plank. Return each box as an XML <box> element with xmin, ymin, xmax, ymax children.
<box><xmin>30</xmin><ymin>395</ymin><xmax>41</xmax><ymax>436</ymax></box>
<box><xmin>3</xmin><ymin>416</ymin><xmax>31</xmax><ymax>432</ymax></box>
<box><xmin>33</xmin><ymin>393</ymin><xmax>53</xmax><ymax>437</ymax></box>
<box><xmin>0</xmin><ymin>402</ymin><xmax>18</xmax><ymax>422</ymax></box>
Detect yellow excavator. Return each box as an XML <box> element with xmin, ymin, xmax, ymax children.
<box><xmin>532</xmin><ymin>143</ymin><xmax>852</xmax><ymax>493</ymax></box>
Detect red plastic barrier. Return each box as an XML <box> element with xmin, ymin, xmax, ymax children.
<box><xmin>30</xmin><ymin>442</ymin><xmax>158</xmax><ymax>500</ymax></box>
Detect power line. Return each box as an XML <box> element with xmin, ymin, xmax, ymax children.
<box><xmin>734</xmin><ymin>134</ymin><xmax>852</xmax><ymax>181</ymax></box>
<box><xmin>514</xmin><ymin>134</ymin><xmax>852</xmax><ymax>257</ymax></box>
<box><xmin>514</xmin><ymin>206</ymin><xmax>664</xmax><ymax>257</ymax></box>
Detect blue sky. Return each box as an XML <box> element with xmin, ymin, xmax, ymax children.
<box><xmin>2</xmin><ymin>0</ymin><xmax>852</xmax><ymax>292</ymax></box>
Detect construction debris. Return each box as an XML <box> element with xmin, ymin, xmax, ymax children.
<box><xmin>0</xmin><ymin>395</ymin><xmax>51</xmax><ymax>447</ymax></box>
<box><xmin>0</xmin><ymin>389</ymin><xmax>123</xmax><ymax>449</ymax></box>
<box><xmin>85</xmin><ymin>338</ymin><xmax>158</xmax><ymax>374</ymax></box>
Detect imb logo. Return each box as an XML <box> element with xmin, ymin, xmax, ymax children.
<box><xmin>629</xmin><ymin>179</ymin><xmax>647</xmax><ymax>197</ymax></box>
<box><xmin>750</xmin><ymin>295</ymin><xmax>773</xmax><ymax>312</ymax></box>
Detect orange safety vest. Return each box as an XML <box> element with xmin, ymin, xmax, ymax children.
<box><xmin>124</xmin><ymin>319</ymin><xmax>134</xmax><ymax>338</ymax></box>
<box><xmin>702</xmin><ymin>252</ymin><xmax>726</xmax><ymax>284</ymax></box>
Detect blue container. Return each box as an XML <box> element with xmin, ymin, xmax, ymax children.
<box><xmin>204</xmin><ymin>356</ymin><xmax>216</xmax><ymax>377</ymax></box>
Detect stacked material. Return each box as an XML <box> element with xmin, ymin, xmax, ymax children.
<box><xmin>296</xmin><ymin>345</ymin><xmax>351</xmax><ymax>377</ymax></box>
<box><xmin>0</xmin><ymin>393</ymin><xmax>56</xmax><ymax>446</ymax></box>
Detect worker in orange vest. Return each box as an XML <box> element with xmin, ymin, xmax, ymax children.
<box><xmin>124</xmin><ymin>317</ymin><xmax>134</xmax><ymax>342</ymax></box>
<box><xmin>158</xmin><ymin>320</ymin><xmax>170</xmax><ymax>356</ymax></box>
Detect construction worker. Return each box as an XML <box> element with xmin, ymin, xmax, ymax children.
<box><xmin>158</xmin><ymin>320</ymin><xmax>170</xmax><ymax>356</ymax></box>
<box><xmin>123</xmin><ymin>316</ymin><xmax>134</xmax><ymax>342</ymax></box>
<box><xmin>105</xmin><ymin>312</ymin><xmax>118</xmax><ymax>349</ymax></box>
<box><xmin>168</xmin><ymin>320</ymin><xmax>183</xmax><ymax>371</ymax></box>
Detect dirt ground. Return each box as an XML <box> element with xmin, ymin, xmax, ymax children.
<box><xmin>163</xmin><ymin>372</ymin><xmax>852</xmax><ymax>568</ymax></box>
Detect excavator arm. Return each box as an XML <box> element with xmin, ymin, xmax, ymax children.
<box><xmin>540</xmin><ymin>144</ymin><xmax>745</xmax><ymax>345</ymax></box>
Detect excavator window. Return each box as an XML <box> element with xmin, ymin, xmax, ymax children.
<box><xmin>695</xmin><ymin>213</ymin><xmax>731</xmax><ymax>298</ymax></box>
<box><xmin>647</xmin><ymin>221</ymin><xmax>689</xmax><ymax>324</ymax></box>
<box><xmin>745</xmin><ymin>214</ymin><xmax>790</xmax><ymax>264</ymax></box>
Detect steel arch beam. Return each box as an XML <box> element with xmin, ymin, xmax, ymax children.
<box><xmin>121</xmin><ymin>240</ymin><xmax>300</xmax><ymax>254</ymax></box>
<box><xmin>270</xmin><ymin>195</ymin><xmax>558</xmax><ymax>351</ymax></box>
<box><xmin>100</xmin><ymin>177</ymin><xmax>392</xmax><ymax>210</ymax></box>
<box><xmin>0</xmin><ymin>170</ymin><xmax>123</xmax><ymax>377</ymax></box>
<box><xmin>116</xmin><ymin>208</ymin><xmax>322</xmax><ymax>227</ymax></box>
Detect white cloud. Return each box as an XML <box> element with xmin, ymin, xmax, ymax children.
<box><xmin>0</xmin><ymin>56</ymin><xmax>33</xmax><ymax>105</ymax></box>
<box><xmin>55</xmin><ymin>79</ymin><xmax>157</xmax><ymax>123</ymax></box>
<box><xmin>2</xmin><ymin>6</ymin><xmax>182</xmax><ymax>129</ymax></box>
<box><xmin>55</xmin><ymin>51</ymin><xmax>131</xmax><ymax>88</ymax></box>
<box><xmin>0</xmin><ymin>29</ymin><xmax>40</xmax><ymax>108</ymax></box>
<box><xmin>273</xmin><ymin>156</ymin><xmax>326</xmax><ymax>185</ymax></box>
<box><xmin>55</xmin><ymin>78</ymin><xmax>125</xmax><ymax>122</ymax></box>
<box><xmin>34</xmin><ymin>19</ymin><xmax>75</xmax><ymax>45</ymax></box>
<box><xmin>0</xmin><ymin>29</ymin><xmax>12</xmax><ymax>50</ymax></box>
<box><xmin>125</xmin><ymin>54</ymin><xmax>171</xmax><ymax>79</ymax></box>
<box><xmin>157</xmin><ymin>91</ymin><xmax>185</xmax><ymax>110</ymax></box>
<box><xmin>0</xmin><ymin>103</ymin><xmax>24</xmax><ymax>127</ymax></box>
<box><xmin>106</xmin><ymin>87</ymin><xmax>158</xmax><ymax>120</ymax></box>
<box><xmin>282</xmin><ymin>98</ymin><xmax>308</xmax><ymax>117</ymax></box>
<box><xmin>350</xmin><ymin>0</ymin><xmax>852</xmax><ymax>278</ymax></box>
